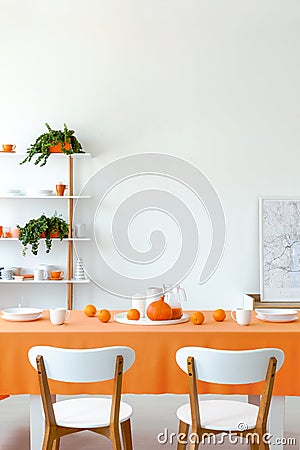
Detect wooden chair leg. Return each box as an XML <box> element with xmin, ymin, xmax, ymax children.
<box><xmin>111</xmin><ymin>426</ymin><xmax>122</xmax><ymax>450</ymax></box>
<box><xmin>52</xmin><ymin>437</ymin><xmax>60</xmax><ymax>450</ymax></box>
<box><xmin>189</xmin><ymin>430</ymin><xmax>200</xmax><ymax>450</ymax></box>
<box><xmin>258</xmin><ymin>430</ymin><xmax>270</xmax><ymax>450</ymax></box>
<box><xmin>177</xmin><ymin>420</ymin><xmax>189</xmax><ymax>450</ymax></box>
<box><xmin>250</xmin><ymin>440</ymin><xmax>259</xmax><ymax>450</ymax></box>
<box><xmin>42</xmin><ymin>428</ymin><xmax>57</xmax><ymax>450</ymax></box>
<box><xmin>121</xmin><ymin>419</ymin><xmax>133</xmax><ymax>450</ymax></box>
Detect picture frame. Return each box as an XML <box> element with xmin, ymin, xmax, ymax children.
<box><xmin>259</xmin><ymin>197</ymin><xmax>300</xmax><ymax>303</ymax></box>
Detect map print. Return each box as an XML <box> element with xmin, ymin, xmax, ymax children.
<box><xmin>262</xmin><ymin>199</ymin><xmax>300</xmax><ymax>300</ymax></box>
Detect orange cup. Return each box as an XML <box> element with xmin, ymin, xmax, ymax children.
<box><xmin>51</xmin><ymin>271</ymin><xmax>64</xmax><ymax>279</ymax></box>
<box><xmin>10</xmin><ymin>227</ymin><xmax>20</xmax><ymax>238</ymax></box>
<box><xmin>56</xmin><ymin>183</ymin><xmax>67</xmax><ymax>196</ymax></box>
<box><xmin>2</xmin><ymin>144</ymin><xmax>16</xmax><ymax>152</ymax></box>
<box><xmin>3</xmin><ymin>227</ymin><xmax>12</xmax><ymax>238</ymax></box>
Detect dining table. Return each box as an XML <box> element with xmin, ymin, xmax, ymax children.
<box><xmin>0</xmin><ymin>309</ymin><xmax>299</xmax><ymax>450</ymax></box>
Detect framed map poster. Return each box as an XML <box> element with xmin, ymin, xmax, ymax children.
<box><xmin>260</xmin><ymin>197</ymin><xmax>300</xmax><ymax>302</ymax></box>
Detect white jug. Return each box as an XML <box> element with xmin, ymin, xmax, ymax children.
<box><xmin>163</xmin><ymin>285</ymin><xmax>187</xmax><ymax>319</ymax></box>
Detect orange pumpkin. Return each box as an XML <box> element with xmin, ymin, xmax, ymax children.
<box><xmin>146</xmin><ymin>296</ymin><xmax>172</xmax><ymax>321</ymax></box>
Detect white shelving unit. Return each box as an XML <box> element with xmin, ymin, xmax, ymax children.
<box><xmin>0</xmin><ymin>195</ymin><xmax>90</xmax><ymax>199</ymax></box>
<box><xmin>0</xmin><ymin>238</ymin><xmax>90</xmax><ymax>241</ymax></box>
<box><xmin>0</xmin><ymin>279</ymin><xmax>90</xmax><ymax>284</ymax></box>
<box><xmin>0</xmin><ymin>152</ymin><xmax>91</xmax><ymax>308</ymax></box>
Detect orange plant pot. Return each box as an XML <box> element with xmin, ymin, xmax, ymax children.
<box><xmin>49</xmin><ymin>142</ymin><xmax>71</xmax><ymax>153</ymax></box>
<box><xmin>40</xmin><ymin>231</ymin><xmax>60</xmax><ymax>238</ymax></box>
<box><xmin>50</xmin><ymin>231</ymin><xmax>60</xmax><ymax>238</ymax></box>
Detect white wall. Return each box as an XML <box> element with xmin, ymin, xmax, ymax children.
<box><xmin>0</xmin><ymin>0</ymin><xmax>299</xmax><ymax>311</ymax></box>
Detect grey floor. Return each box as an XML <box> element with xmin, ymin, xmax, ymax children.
<box><xmin>0</xmin><ymin>395</ymin><xmax>299</xmax><ymax>450</ymax></box>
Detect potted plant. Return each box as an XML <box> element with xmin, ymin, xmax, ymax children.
<box><xmin>20</xmin><ymin>123</ymin><xmax>84</xmax><ymax>167</ymax></box>
<box><xmin>17</xmin><ymin>212</ymin><xmax>69</xmax><ymax>256</ymax></box>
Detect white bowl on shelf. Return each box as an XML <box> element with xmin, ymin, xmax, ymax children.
<box><xmin>36</xmin><ymin>189</ymin><xmax>53</xmax><ymax>196</ymax></box>
<box><xmin>4</xmin><ymin>189</ymin><xmax>21</xmax><ymax>195</ymax></box>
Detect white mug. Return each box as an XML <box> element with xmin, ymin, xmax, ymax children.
<box><xmin>12</xmin><ymin>267</ymin><xmax>22</xmax><ymax>276</ymax></box>
<box><xmin>131</xmin><ymin>293</ymin><xmax>145</xmax><ymax>318</ymax></box>
<box><xmin>34</xmin><ymin>268</ymin><xmax>44</xmax><ymax>281</ymax></box>
<box><xmin>231</xmin><ymin>308</ymin><xmax>252</xmax><ymax>326</ymax></box>
<box><xmin>50</xmin><ymin>308</ymin><xmax>71</xmax><ymax>325</ymax></box>
<box><xmin>38</xmin><ymin>264</ymin><xmax>52</xmax><ymax>280</ymax></box>
<box><xmin>75</xmin><ymin>223</ymin><xmax>86</xmax><ymax>238</ymax></box>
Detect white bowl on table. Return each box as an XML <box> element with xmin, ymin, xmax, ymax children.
<box><xmin>1</xmin><ymin>307</ymin><xmax>43</xmax><ymax>322</ymax></box>
<box><xmin>255</xmin><ymin>308</ymin><xmax>299</xmax><ymax>323</ymax></box>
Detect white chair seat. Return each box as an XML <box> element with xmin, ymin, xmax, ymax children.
<box><xmin>52</xmin><ymin>398</ymin><xmax>133</xmax><ymax>428</ymax></box>
<box><xmin>176</xmin><ymin>400</ymin><xmax>259</xmax><ymax>431</ymax></box>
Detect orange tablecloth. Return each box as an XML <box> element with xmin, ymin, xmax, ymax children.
<box><xmin>0</xmin><ymin>310</ymin><xmax>299</xmax><ymax>396</ymax></box>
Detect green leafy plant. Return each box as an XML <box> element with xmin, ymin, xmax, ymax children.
<box><xmin>17</xmin><ymin>212</ymin><xmax>69</xmax><ymax>256</ymax></box>
<box><xmin>20</xmin><ymin>123</ymin><xmax>84</xmax><ymax>167</ymax></box>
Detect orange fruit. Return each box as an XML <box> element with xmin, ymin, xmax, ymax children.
<box><xmin>97</xmin><ymin>309</ymin><xmax>111</xmax><ymax>323</ymax></box>
<box><xmin>127</xmin><ymin>309</ymin><xmax>140</xmax><ymax>321</ymax></box>
<box><xmin>83</xmin><ymin>304</ymin><xmax>97</xmax><ymax>317</ymax></box>
<box><xmin>190</xmin><ymin>311</ymin><xmax>205</xmax><ymax>325</ymax></box>
<box><xmin>212</xmin><ymin>309</ymin><xmax>226</xmax><ymax>322</ymax></box>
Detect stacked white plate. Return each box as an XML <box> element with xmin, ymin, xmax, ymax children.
<box><xmin>4</xmin><ymin>189</ymin><xmax>21</xmax><ymax>195</ymax></box>
<box><xmin>26</xmin><ymin>189</ymin><xmax>53</xmax><ymax>196</ymax></box>
<box><xmin>37</xmin><ymin>189</ymin><xmax>53</xmax><ymax>195</ymax></box>
<box><xmin>30</xmin><ymin>189</ymin><xmax>53</xmax><ymax>196</ymax></box>
<box><xmin>1</xmin><ymin>307</ymin><xmax>43</xmax><ymax>322</ymax></box>
<box><xmin>255</xmin><ymin>308</ymin><xmax>298</xmax><ymax>323</ymax></box>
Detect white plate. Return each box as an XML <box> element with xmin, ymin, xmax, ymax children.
<box><xmin>1</xmin><ymin>308</ymin><xmax>43</xmax><ymax>321</ymax></box>
<box><xmin>255</xmin><ymin>308</ymin><xmax>298</xmax><ymax>316</ymax></box>
<box><xmin>26</xmin><ymin>189</ymin><xmax>53</xmax><ymax>196</ymax></box>
<box><xmin>1</xmin><ymin>313</ymin><xmax>43</xmax><ymax>322</ymax></box>
<box><xmin>256</xmin><ymin>314</ymin><xmax>298</xmax><ymax>323</ymax></box>
<box><xmin>37</xmin><ymin>189</ymin><xmax>53</xmax><ymax>195</ymax></box>
<box><xmin>255</xmin><ymin>308</ymin><xmax>299</xmax><ymax>322</ymax></box>
<box><xmin>5</xmin><ymin>189</ymin><xmax>21</xmax><ymax>194</ymax></box>
<box><xmin>114</xmin><ymin>312</ymin><xmax>189</xmax><ymax>326</ymax></box>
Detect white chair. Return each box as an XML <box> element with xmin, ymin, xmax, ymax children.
<box><xmin>28</xmin><ymin>345</ymin><xmax>135</xmax><ymax>450</ymax></box>
<box><xmin>175</xmin><ymin>347</ymin><xmax>284</xmax><ymax>450</ymax></box>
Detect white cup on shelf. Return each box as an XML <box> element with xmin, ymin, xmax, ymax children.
<box><xmin>75</xmin><ymin>223</ymin><xmax>86</xmax><ymax>238</ymax></box>
<box><xmin>50</xmin><ymin>308</ymin><xmax>71</xmax><ymax>325</ymax></box>
<box><xmin>34</xmin><ymin>269</ymin><xmax>44</xmax><ymax>281</ymax></box>
<box><xmin>38</xmin><ymin>264</ymin><xmax>52</xmax><ymax>280</ymax></box>
<box><xmin>12</xmin><ymin>267</ymin><xmax>22</xmax><ymax>276</ymax></box>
